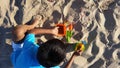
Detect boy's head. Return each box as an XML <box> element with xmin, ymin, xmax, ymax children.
<box><xmin>37</xmin><ymin>39</ymin><xmax>66</xmax><ymax>67</ymax></box>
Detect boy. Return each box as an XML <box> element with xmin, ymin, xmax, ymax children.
<box><xmin>11</xmin><ymin>15</ymin><xmax>81</xmax><ymax>68</ymax></box>
<box><xmin>11</xmin><ymin>15</ymin><xmax>66</xmax><ymax>68</ymax></box>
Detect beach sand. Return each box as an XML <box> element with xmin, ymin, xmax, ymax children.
<box><xmin>0</xmin><ymin>0</ymin><xmax>120</xmax><ymax>68</ymax></box>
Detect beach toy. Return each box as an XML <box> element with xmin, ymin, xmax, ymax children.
<box><xmin>56</xmin><ymin>21</ymin><xmax>89</xmax><ymax>52</ymax></box>
<box><xmin>74</xmin><ymin>41</ymin><xmax>88</xmax><ymax>51</ymax></box>
<box><xmin>56</xmin><ymin>21</ymin><xmax>73</xmax><ymax>42</ymax></box>
<box><xmin>66</xmin><ymin>23</ymin><xmax>73</xmax><ymax>42</ymax></box>
<box><xmin>56</xmin><ymin>23</ymin><xmax>66</xmax><ymax>36</ymax></box>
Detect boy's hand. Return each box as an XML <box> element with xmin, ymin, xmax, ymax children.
<box><xmin>73</xmin><ymin>50</ymin><xmax>82</xmax><ymax>56</ymax></box>
<box><xmin>52</xmin><ymin>27</ymin><xmax>59</xmax><ymax>36</ymax></box>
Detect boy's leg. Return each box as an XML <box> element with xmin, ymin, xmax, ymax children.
<box><xmin>12</xmin><ymin>15</ymin><xmax>45</xmax><ymax>43</ymax></box>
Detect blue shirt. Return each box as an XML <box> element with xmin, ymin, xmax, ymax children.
<box><xmin>11</xmin><ymin>34</ymin><xmax>60</xmax><ymax>68</ymax></box>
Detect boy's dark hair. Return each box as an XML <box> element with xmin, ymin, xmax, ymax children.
<box><xmin>37</xmin><ymin>39</ymin><xmax>66</xmax><ymax>67</ymax></box>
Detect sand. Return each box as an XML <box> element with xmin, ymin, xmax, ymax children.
<box><xmin>0</xmin><ymin>0</ymin><xmax>120</xmax><ymax>68</ymax></box>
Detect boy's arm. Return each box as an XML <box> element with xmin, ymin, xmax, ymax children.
<box><xmin>65</xmin><ymin>50</ymin><xmax>81</xmax><ymax>68</ymax></box>
<box><xmin>23</xmin><ymin>27</ymin><xmax>58</xmax><ymax>49</ymax></box>
<box><xmin>29</xmin><ymin>27</ymin><xmax>58</xmax><ymax>36</ymax></box>
<box><xmin>65</xmin><ymin>53</ymin><xmax>76</xmax><ymax>68</ymax></box>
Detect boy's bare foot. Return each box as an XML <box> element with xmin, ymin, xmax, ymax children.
<box><xmin>31</xmin><ymin>15</ymin><xmax>42</xmax><ymax>28</ymax></box>
<box><xmin>31</xmin><ymin>15</ymin><xmax>47</xmax><ymax>28</ymax></box>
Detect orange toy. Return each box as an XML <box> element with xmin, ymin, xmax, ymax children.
<box><xmin>68</xmin><ymin>23</ymin><xmax>73</xmax><ymax>30</ymax></box>
<box><xmin>74</xmin><ymin>43</ymin><xmax>85</xmax><ymax>51</ymax></box>
<box><xmin>56</xmin><ymin>24</ymin><xmax>66</xmax><ymax>36</ymax></box>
